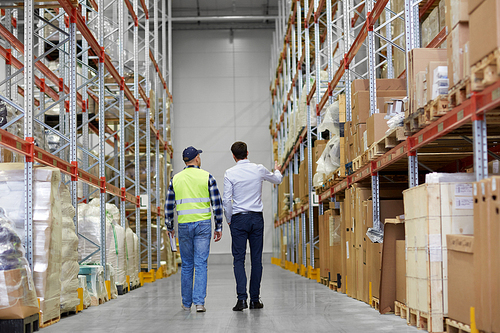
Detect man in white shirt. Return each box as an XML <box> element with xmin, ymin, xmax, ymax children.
<box><xmin>223</xmin><ymin>141</ymin><xmax>282</xmax><ymax>311</ymax></box>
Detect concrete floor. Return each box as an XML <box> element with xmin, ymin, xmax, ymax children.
<box><xmin>43</xmin><ymin>263</ymin><xmax>419</xmax><ymax>333</ymax></box>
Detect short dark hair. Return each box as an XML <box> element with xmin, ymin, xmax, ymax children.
<box><xmin>231</xmin><ymin>141</ymin><xmax>248</xmax><ymax>160</ymax></box>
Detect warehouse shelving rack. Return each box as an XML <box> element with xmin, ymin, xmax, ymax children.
<box><xmin>0</xmin><ymin>0</ymin><xmax>173</xmax><ymax>276</ymax></box>
<box><xmin>270</xmin><ymin>0</ymin><xmax>499</xmax><ymax>278</ymax></box>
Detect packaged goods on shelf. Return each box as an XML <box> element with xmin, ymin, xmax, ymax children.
<box><xmin>408</xmin><ymin>49</ymin><xmax>447</xmax><ymax>114</ymax></box>
<box><xmin>314</xmin><ymin>137</ymin><xmax>341</xmax><ymax>186</ymax></box>
<box><xmin>447</xmin><ymin>23</ymin><xmax>470</xmax><ymax>87</ymax></box>
<box><xmin>429</xmin><ymin>65</ymin><xmax>449</xmax><ymax>100</ymax></box>
<box><xmin>446</xmin><ymin>0</ymin><xmax>469</xmax><ymax>31</ymax></box>
<box><xmin>104</xmin><ymin>204</ymin><xmax>128</xmax><ymax>287</ymax></box>
<box><xmin>106</xmin><ymin>263</ymin><xmax>118</xmax><ymax>299</ymax></box>
<box><xmin>421</xmin><ymin>6</ymin><xmax>440</xmax><ymax>47</ymax></box>
<box><xmin>0</xmin><ymin>208</ymin><xmax>39</xmax><ymax>319</ymax></box>
<box><xmin>78</xmin><ymin>265</ymin><xmax>108</xmax><ymax>306</ymax></box>
<box><xmin>469</xmin><ymin>0</ymin><xmax>500</xmax><ymax>67</ymax></box>
<box><xmin>473</xmin><ymin>176</ymin><xmax>500</xmax><ymax>332</ymax></box>
<box><xmin>446</xmin><ymin>234</ymin><xmax>474</xmax><ymax>325</ymax></box>
<box><xmin>0</xmin><ymin>164</ymin><xmax>62</xmax><ymax>322</ymax></box>
<box><xmin>132</xmin><ymin>232</ymin><xmax>141</xmax><ymax>285</ymax></box>
<box><xmin>59</xmin><ymin>184</ymin><xmax>80</xmax><ymax>313</ymax></box>
<box><xmin>403</xmin><ymin>173</ymin><xmax>475</xmax><ymax>333</ymax></box>
<box><xmin>78</xmin><ymin>275</ymin><xmax>91</xmax><ymax>308</ymax></box>
<box><xmin>125</xmin><ymin>227</ymin><xmax>139</xmax><ymax>286</ymax></box>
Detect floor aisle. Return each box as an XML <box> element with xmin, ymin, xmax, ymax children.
<box><xmin>43</xmin><ymin>263</ymin><xmax>419</xmax><ymax>333</ymax></box>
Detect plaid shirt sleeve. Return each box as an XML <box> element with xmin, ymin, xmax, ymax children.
<box><xmin>165</xmin><ymin>179</ymin><xmax>176</xmax><ymax>231</ymax></box>
<box><xmin>208</xmin><ymin>174</ymin><xmax>223</xmax><ymax>232</ymax></box>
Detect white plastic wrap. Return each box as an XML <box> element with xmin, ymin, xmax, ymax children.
<box><xmin>315</xmin><ymin>136</ymin><xmax>341</xmax><ymax>181</ymax></box>
<box><xmin>125</xmin><ymin>227</ymin><xmax>138</xmax><ymax>286</ymax></box>
<box><xmin>0</xmin><ymin>208</ymin><xmax>39</xmax><ymax>319</ymax></box>
<box><xmin>0</xmin><ymin>164</ymin><xmax>62</xmax><ymax>322</ymax></box>
<box><xmin>79</xmin><ymin>265</ymin><xmax>107</xmax><ymax>306</ymax></box>
<box><xmin>59</xmin><ymin>184</ymin><xmax>80</xmax><ymax>312</ymax></box>
<box><xmin>132</xmin><ymin>233</ymin><xmax>140</xmax><ymax>286</ymax></box>
<box><xmin>108</xmin><ymin>222</ymin><xmax>127</xmax><ymax>286</ymax></box>
<box><xmin>318</xmin><ymin>101</ymin><xmax>340</xmax><ymax>136</ymax></box>
<box><xmin>106</xmin><ymin>263</ymin><xmax>118</xmax><ymax>299</ymax></box>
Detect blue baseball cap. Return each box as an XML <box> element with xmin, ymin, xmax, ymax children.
<box><xmin>183</xmin><ymin>146</ymin><xmax>202</xmax><ymax>162</ymax></box>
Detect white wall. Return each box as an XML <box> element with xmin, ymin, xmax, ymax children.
<box><xmin>172</xmin><ymin>29</ymin><xmax>274</xmax><ymax>255</ymax></box>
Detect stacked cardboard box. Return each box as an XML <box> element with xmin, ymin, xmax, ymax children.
<box><xmin>469</xmin><ymin>0</ymin><xmax>500</xmax><ymax>69</ymax></box>
<box><xmin>403</xmin><ymin>175</ymin><xmax>475</xmax><ymax>332</ymax></box>
<box><xmin>446</xmin><ymin>0</ymin><xmax>470</xmax><ymax>87</ymax></box>
<box><xmin>473</xmin><ymin>177</ymin><xmax>500</xmax><ymax>332</ymax></box>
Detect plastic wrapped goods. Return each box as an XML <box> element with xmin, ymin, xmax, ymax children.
<box><xmin>108</xmin><ymin>221</ymin><xmax>127</xmax><ymax>287</ymax></box>
<box><xmin>0</xmin><ymin>164</ymin><xmax>62</xmax><ymax>322</ymax></box>
<box><xmin>79</xmin><ymin>265</ymin><xmax>108</xmax><ymax>306</ymax></box>
<box><xmin>125</xmin><ymin>227</ymin><xmax>138</xmax><ymax>287</ymax></box>
<box><xmin>132</xmin><ymin>232</ymin><xmax>140</xmax><ymax>286</ymax></box>
<box><xmin>0</xmin><ymin>208</ymin><xmax>39</xmax><ymax>319</ymax></box>
<box><xmin>59</xmin><ymin>184</ymin><xmax>80</xmax><ymax>312</ymax></box>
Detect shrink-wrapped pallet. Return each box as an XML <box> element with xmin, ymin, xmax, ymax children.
<box><xmin>59</xmin><ymin>184</ymin><xmax>80</xmax><ymax>312</ymax></box>
<box><xmin>132</xmin><ymin>232</ymin><xmax>140</xmax><ymax>286</ymax></box>
<box><xmin>105</xmin><ymin>203</ymin><xmax>127</xmax><ymax>287</ymax></box>
<box><xmin>78</xmin><ymin>275</ymin><xmax>91</xmax><ymax>308</ymax></box>
<box><xmin>125</xmin><ymin>227</ymin><xmax>138</xmax><ymax>286</ymax></box>
<box><xmin>0</xmin><ymin>208</ymin><xmax>39</xmax><ymax>319</ymax></box>
<box><xmin>0</xmin><ymin>164</ymin><xmax>62</xmax><ymax>323</ymax></box>
<box><xmin>79</xmin><ymin>265</ymin><xmax>108</xmax><ymax>306</ymax></box>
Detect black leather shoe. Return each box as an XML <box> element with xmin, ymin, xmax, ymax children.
<box><xmin>232</xmin><ymin>300</ymin><xmax>248</xmax><ymax>311</ymax></box>
<box><xmin>250</xmin><ymin>300</ymin><xmax>264</xmax><ymax>309</ymax></box>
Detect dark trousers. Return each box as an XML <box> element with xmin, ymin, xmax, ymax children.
<box><xmin>229</xmin><ymin>212</ymin><xmax>264</xmax><ymax>301</ymax></box>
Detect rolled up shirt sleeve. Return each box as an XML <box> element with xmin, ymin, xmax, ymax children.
<box><xmin>208</xmin><ymin>175</ymin><xmax>223</xmax><ymax>232</ymax></box>
<box><xmin>165</xmin><ymin>179</ymin><xmax>176</xmax><ymax>231</ymax></box>
<box><xmin>222</xmin><ymin>172</ymin><xmax>233</xmax><ymax>224</ymax></box>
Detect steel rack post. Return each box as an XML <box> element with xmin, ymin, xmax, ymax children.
<box><xmin>314</xmin><ymin>0</ymin><xmax>321</xmax><ymax>124</ymax></box>
<box><xmin>154</xmin><ymin>0</ymin><xmax>161</xmax><ymax>270</ymax></box>
<box><xmin>326</xmin><ymin>0</ymin><xmax>334</xmax><ymax>106</ymax></box>
<box><xmin>134</xmin><ymin>0</ymin><xmax>141</xmax><ymax>273</ymax></box>
<box><xmin>82</xmin><ymin>4</ymin><xmax>90</xmax><ymax>202</ymax></box>
<box><xmin>98</xmin><ymin>0</ymin><xmax>107</xmax><ymax>275</ymax></box>
<box><xmin>297</xmin><ymin>0</ymin><xmax>303</xmax><ymax>94</ymax></box>
<box><xmin>145</xmin><ymin>0</ymin><xmax>153</xmax><ymax>271</ymax></box>
<box><xmin>344</xmin><ymin>0</ymin><xmax>352</xmax><ymax>121</ymax></box>
<box><xmin>69</xmin><ymin>5</ymin><xmax>78</xmax><ymax>234</ymax></box>
<box><xmin>386</xmin><ymin>1</ymin><xmax>394</xmax><ymax>79</ymax></box>
<box><xmin>301</xmin><ymin>211</ymin><xmax>306</xmax><ymax>267</ymax></box>
<box><xmin>4</xmin><ymin>9</ymin><xmax>11</xmax><ymax>105</ymax></box>
<box><xmin>119</xmin><ymin>0</ymin><xmax>127</xmax><ymax>230</ymax></box>
<box><xmin>23</xmin><ymin>0</ymin><xmax>35</xmax><ymax>270</ymax></box>
<box><xmin>404</xmin><ymin>0</ymin><xmax>419</xmax><ymax>188</ymax></box>
<box><xmin>162</xmin><ymin>0</ymin><xmax>169</xmax><ymax>259</ymax></box>
<box><xmin>59</xmin><ymin>12</ymin><xmax>66</xmax><ymax>159</ymax></box>
<box><xmin>473</xmin><ymin>116</ymin><xmax>488</xmax><ymax>181</ymax></box>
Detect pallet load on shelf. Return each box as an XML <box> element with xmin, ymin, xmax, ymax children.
<box><xmin>0</xmin><ymin>208</ymin><xmax>39</xmax><ymax>320</ymax></box>
<box><xmin>473</xmin><ymin>176</ymin><xmax>500</xmax><ymax>333</ymax></box>
<box><xmin>125</xmin><ymin>227</ymin><xmax>139</xmax><ymax>288</ymax></box>
<box><xmin>78</xmin><ymin>265</ymin><xmax>108</xmax><ymax>306</ymax></box>
<box><xmin>469</xmin><ymin>0</ymin><xmax>500</xmax><ymax>91</ymax></box>
<box><xmin>315</xmin><ymin>101</ymin><xmax>341</xmax><ymax>187</ymax></box>
<box><xmin>59</xmin><ymin>184</ymin><xmax>80</xmax><ymax>313</ymax></box>
<box><xmin>403</xmin><ymin>173</ymin><xmax>475</xmax><ymax>332</ymax></box>
<box><xmin>0</xmin><ymin>164</ymin><xmax>63</xmax><ymax>325</ymax></box>
<box><xmin>318</xmin><ymin>207</ymin><xmax>342</xmax><ymax>287</ymax></box>
<box><xmin>421</xmin><ymin>0</ymin><xmax>446</xmax><ymax>48</ymax></box>
<box><xmin>78</xmin><ymin>199</ymin><xmax>136</xmax><ymax>295</ymax></box>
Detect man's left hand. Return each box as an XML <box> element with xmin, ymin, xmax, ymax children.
<box><xmin>214</xmin><ymin>231</ymin><xmax>222</xmax><ymax>242</ymax></box>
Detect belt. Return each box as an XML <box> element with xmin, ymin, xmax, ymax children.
<box><xmin>233</xmin><ymin>211</ymin><xmax>262</xmax><ymax>216</ymax></box>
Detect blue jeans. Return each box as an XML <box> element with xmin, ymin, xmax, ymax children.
<box><xmin>229</xmin><ymin>212</ymin><xmax>264</xmax><ymax>301</ymax></box>
<box><xmin>178</xmin><ymin>219</ymin><xmax>211</xmax><ymax>307</ymax></box>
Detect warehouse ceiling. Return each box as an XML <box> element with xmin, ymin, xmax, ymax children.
<box><xmin>171</xmin><ymin>0</ymin><xmax>279</xmax><ymax>30</ymax></box>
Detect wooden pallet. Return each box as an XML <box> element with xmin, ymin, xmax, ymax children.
<box><xmin>352</xmin><ymin>155</ymin><xmax>363</xmax><ymax>171</ymax></box>
<box><xmin>368</xmin><ymin>140</ymin><xmax>388</xmax><ymax>161</ymax></box>
<box><xmin>384</xmin><ymin>127</ymin><xmax>406</xmax><ymax>149</ymax></box>
<box><xmin>404</xmin><ymin>108</ymin><xmax>424</xmax><ymax>135</ymax></box>
<box><xmin>39</xmin><ymin>315</ymin><xmax>60</xmax><ymax>329</ymax></box>
<box><xmin>445</xmin><ymin>318</ymin><xmax>471</xmax><ymax>333</ymax></box>
<box><xmin>329</xmin><ymin>281</ymin><xmax>338</xmax><ymax>291</ymax></box>
<box><xmin>371</xmin><ymin>297</ymin><xmax>380</xmax><ymax>311</ymax></box>
<box><xmin>448</xmin><ymin>78</ymin><xmax>471</xmax><ymax>108</ymax></box>
<box><xmin>424</xmin><ymin>95</ymin><xmax>449</xmax><ymax>121</ymax></box>
<box><xmin>407</xmin><ymin>308</ymin><xmax>429</xmax><ymax>331</ymax></box>
<box><xmin>61</xmin><ymin>306</ymin><xmax>79</xmax><ymax>317</ymax></box>
<box><xmin>471</xmin><ymin>48</ymin><xmax>500</xmax><ymax>91</ymax></box>
<box><xmin>394</xmin><ymin>301</ymin><xmax>407</xmax><ymax>320</ymax></box>
<box><xmin>0</xmin><ymin>313</ymin><xmax>39</xmax><ymax>333</ymax></box>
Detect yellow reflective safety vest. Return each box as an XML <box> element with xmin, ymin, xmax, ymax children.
<box><xmin>172</xmin><ymin>167</ymin><xmax>212</xmax><ymax>223</ymax></box>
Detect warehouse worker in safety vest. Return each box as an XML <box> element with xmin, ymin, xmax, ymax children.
<box><xmin>223</xmin><ymin>141</ymin><xmax>282</xmax><ymax>311</ymax></box>
<box><xmin>166</xmin><ymin>146</ymin><xmax>223</xmax><ymax>313</ymax></box>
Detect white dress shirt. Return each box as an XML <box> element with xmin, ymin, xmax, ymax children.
<box><xmin>223</xmin><ymin>159</ymin><xmax>283</xmax><ymax>224</ymax></box>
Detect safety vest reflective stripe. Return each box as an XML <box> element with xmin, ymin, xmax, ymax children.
<box><xmin>177</xmin><ymin>207</ymin><xmax>211</xmax><ymax>216</ymax></box>
<box><xmin>176</xmin><ymin>197</ymin><xmax>210</xmax><ymax>205</ymax></box>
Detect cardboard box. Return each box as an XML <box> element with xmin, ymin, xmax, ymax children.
<box><xmin>351</xmin><ymin>79</ymin><xmax>407</xmax><ymax>94</ymax></box>
<box><xmin>447</xmin><ymin>234</ymin><xmax>474</xmax><ymax>325</ymax></box>
<box><xmin>293</xmin><ymin>174</ymin><xmax>300</xmax><ymax>200</ymax></box>
<box><xmin>470</xmin><ymin>0</ymin><xmax>500</xmax><ymax>66</ymax></box>
<box><xmin>352</xmin><ymin>90</ymin><xmax>407</xmax><ymax>125</ymax></box>
<box><xmin>469</xmin><ymin>0</ymin><xmax>485</xmax><ymax>14</ymax></box>
<box><xmin>439</xmin><ymin>0</ymin><xmax>447</xmax><ymax>30</ymax></box>
<box><xmin>446</xmin><ymin>0</ymin><xmax>469</xmax><ymax>31</ymax></box>
<box><xmin>463</xmin><ymin>42</ymin><xmax>470</xmax><ymax>79</ymax></box>
<box><xmin>447</xmin><ymin>23</ymin><xmax>470</xmax><ymax>87</ymax></box>
<box><xmin>421</xmin><ymin>6</ymin><xmax>440</xmax><ymax>47</ymax></box>
<box><xmin>314</xmin><ymin>140</ymin><xmax>328</xmax><ymax>161</ymax></box>
<box><xmin>0</xmin><ymin>268</ymin><xmax>39</xmax><ymax>320</ymax></box>
<box><xmin>427</xmin><ymin>61</ymin><xmax>449</xmax><ymax>102</ymax></box>
<box><xmin>408</xmin><ymin>49</ymin><xmax>447</xmax><ymax>113</ymax></box>
<box><xmin>489</xmin><ymin>178</ymin><xmax>500</xmax><ymax>332</ymax></box>
<box><xmin>354</xmin><ymin>124</ymin><xmax>367</xmax><ymax>157</ymax></box>
<box><xmin>395</xmin><ymin>240</ymin><xmax>406</xmax><ymax>304</ymax></box>
<box><xmin>414</xmin><ymin>71</ymin><xmax>427</xmax><ymax>110</ymax></box>
<box><xmin>367</xmin><ymin>113</ymin><xmax>389</xmax><ymax>147</ymax></box>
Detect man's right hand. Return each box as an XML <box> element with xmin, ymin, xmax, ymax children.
<box><xmin>274</xmin><ymin>160</ymin><xmax>282</xmax><ymax>173</ymax></box>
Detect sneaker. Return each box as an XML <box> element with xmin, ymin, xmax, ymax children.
<box><xmin>181</xmin><ymin>305</ymin><xmax>191</xmax><ymax>311</ymax></box>
<box><xmin>196</xmin><ymin>305</ymin><xmax>206</xmax><ymax>312</ymax></box>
